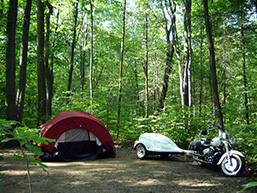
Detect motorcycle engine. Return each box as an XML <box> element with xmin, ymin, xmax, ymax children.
<box><xmin>203</xmin><ymin>148</ymin><xmax>212</xmax><ymax>156</ymax></box>
<box><xmin>202</xmin><ymin>147</ymin><xmax>222</xmax><ymax>164</ymax></box>
<box><xmin>211</xmin><ymin>136</ymin><xmax>222</xmax><ymax>147</ymax></box>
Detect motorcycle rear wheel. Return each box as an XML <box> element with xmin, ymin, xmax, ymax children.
<box><xmin>221</xmin><ymin>154</ymin><xmax>245</xmax><ymax>176</ymax></box>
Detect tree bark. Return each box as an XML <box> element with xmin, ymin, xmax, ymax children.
<box><xmin>5</xmin><ymin>0</ymin><xmax>18</xmax><ymax>121</ymax></box>
<box><xmin>45</xmin><ymin>1</ymin><xmax>53</xmax><ymax>117</ymax></box>
<box><xmin>16</xmin><ymin>0</ymin><xmax>32</xmax><ymax>122</ymax></box>
<box><xmin>117</xmin><ymin>0</ymin><xmax>126</xmax><ymax>139</ymax></box>
<box><xmin>144</xmin><ymin>13</ymin><xmax>149</xmax><ymax>118</ymax></box>
<box><xmin>67</xmin><ymin>1</ymin><xmax>79</xmax><ymax>93</ymax></box>
<box><xmin>183</xmin><ymin>0</ymin><xmax>192</xmax><ymax>107</ymax></box>
<box><xmin>89</xmin><ymin>0</ymin><xmax>93</xmax><ymax>104</ymax></box>
<box><xmin>159</xmin><ymin>0</ymin><xmax>175</xmax><ymax>110</ymax></box>
<box><xmin>240</xmin><ymin>12</ymin><xmax>250</xmax><ymax>125</ymax></box>
<box><xmin>37</xmin><ymin>0</ymin><xmax>46</xmax><ymax>125</ymax></box>
<box><xmin>79</xmin><ymin>25</ymin><xmax>89</xmax><ymax>91</ymax></box>
<box><xmin>198</xmin><ymin>21</ymin><xmax>204</xmax><ymax>117</ymax></box>
<box><xmin>203</xmin><ymin>0</ymin><xmax>224</xmax><ymax>130</ymax></box>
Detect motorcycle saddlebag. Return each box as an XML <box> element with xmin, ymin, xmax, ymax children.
<box><xmin>188</xmin><ymin>141</ymin><xmax>203</xmax><ymax>151</ymax></box>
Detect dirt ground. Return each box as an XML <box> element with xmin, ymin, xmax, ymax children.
<box><xmin>0</xmin><ymin>146</ymin><xmax>256</xmax><ymax>193</ymax></box>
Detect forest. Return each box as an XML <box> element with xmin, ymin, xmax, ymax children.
<box><xmin>0</xmin><ymin>0</ymin><xmax>257</xmax><ymax>175</ymax></box>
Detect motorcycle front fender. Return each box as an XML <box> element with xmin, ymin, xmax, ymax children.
<box><xmin>217</xmin><ymin>150</ymin><xmax>245</xmax><ymax>165</ymax></box>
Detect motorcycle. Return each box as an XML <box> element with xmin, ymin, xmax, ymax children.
<box><xmin>188</xmin><ymin>122</ymin><xmax>245</xmax><ymax>176</ymax></box>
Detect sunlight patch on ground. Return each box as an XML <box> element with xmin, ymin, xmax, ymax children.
<box><xmin>0</xmin><ymin>170</ymin><xmax>27</xmax><ymax>176</ymax></box>
<box><xmin>175</xmin><ymin>180</ymin><xmax>219</xmax><ymax>187</ymax></box>
<box><xmin>134</xmin><ymin>179</ymin><xmax>164</xmax><ymax>186</ymax></box>
<box><xmin>43</xmin><ymin>162</ymin><xmax>72</xmax><ymax>167</ymax></box>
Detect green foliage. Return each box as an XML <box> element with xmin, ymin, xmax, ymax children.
<box><xmin>0</xmin><ymin>119</ymin><xmax>55</xmax><ymax>191</ymax></box>
<box><xmin>242</xmin><ymin>181</ymin><xmax>257</xmax><ymax>191</ymax></box>
<box><xmin>128</xmin><ymin>105</ymin><xmax>210</xmax><ymax>149</ymax></box>
<box><xmin>229</xmin><ymin>125</ymin><xmax>257</xmax><ymax>175</ymax></box>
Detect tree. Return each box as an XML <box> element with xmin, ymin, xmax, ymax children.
<box><xmin>67</xmin><ymin>0</ymin><xmax>79</xmax><ymax>94</ymax></box>
<box><xmin>183</xmin><ymin>0</ymin><xmax>192</xmax><ymax>107</ymax></box>
<box><xmin>45</xmin><ymin>1</ymin><xmax>53</xmax><ymax>117</ymax></box>
<box><xmin>5</xmin><ymin>0</ymin><xmax>18</xmax><ymax>121</ymax></box>
<box><xmin>159</xmin><ymin>0</ymin><xmax>175</xmax><ymax>110</ymax></box>
<box><xmin>89</xmin><ymin>0</ymin><xmax>93</xmax><ymax>104</ymax></box>
<box><xmin>144</xmin><ymin>13</ymin><xmax>149</xmax><ymax>118</ymax></box>
<box><xmin>37</xmin><ymin>0</ymin><xmax>46</xmax><ymax>125</ymax></box>
<box><xmin>117</xmin><ymin>0</ymin><xmax>126</xmax><ymax>139</ymax></box>
<box><xmin>203</xmin><ymin>0</ymin><xmax>224</xmax><ymax>130</ymax></box>
<box><xmin>16</xmin><ymin>0</ymin><xmax>32</xmax><ymax>122</ymax></box>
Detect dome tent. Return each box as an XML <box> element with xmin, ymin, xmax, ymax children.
<box><xmin>38</xmin><ymin>111</ymin><xmax>115</xmax><ymax>161</ymax></box>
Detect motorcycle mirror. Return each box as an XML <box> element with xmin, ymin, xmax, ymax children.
<box><xmin>200</xmin><ymin>129</ymin><xmax>208</xmax><ymax>135</ymax></box>
<box><xmin>207</xmin><ymin>121</ymin><xmax>214</xmax><ymax>125</ymax></box>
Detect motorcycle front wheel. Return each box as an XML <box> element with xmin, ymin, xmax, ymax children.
<box><xmin>221</xmin><ymin>154</ymin><xmax>245</xmax><ymax>176</ymax></box>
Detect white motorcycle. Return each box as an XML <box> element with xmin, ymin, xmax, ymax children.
<box><xmin>189</xmin><ymin>122</ymin><xmax>245</xmax><ymax>176</ymax></box>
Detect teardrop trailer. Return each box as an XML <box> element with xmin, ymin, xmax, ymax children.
<box><xmin>133</xmin><ymin>133</ymin><xmax>191</xmax><ymax>159</ymax></box>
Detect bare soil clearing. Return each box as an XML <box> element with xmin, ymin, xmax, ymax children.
<box><xmin>0</xmin><ymin>147</ymin><xmax>255</xmax><ymax>193</ymax></box>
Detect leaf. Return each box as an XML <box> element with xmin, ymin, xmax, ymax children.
<box><xmin>0</xmin><ymin>184</ymin><xmax>5</xmax><ymax>190</ymax></box>
<box><xmin>25</xmin><ymin>143</ymin><xmax>43</xmax><ymax>155</ymax></box>
<box><xmin>2</xmin><ymin>137</ymin><xmax>14</xmax><ymax>142</ymax></box>
<box><xmin>8</xmin><ymin>154</ymin><xmax>23</xmax><ymax>160</ymax></box>
<box><xmin>242</xmin><ymin>182</ymin><xmax>257</xmax><ymax>191</ymax></box>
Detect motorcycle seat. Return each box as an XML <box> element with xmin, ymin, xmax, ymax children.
<box><xmin>200</xmin><ymin>137</ymin><xmax>211</xmax><ymax>142</ymax></box>
<box><xmin>200</xmin><ymin>137</ymin><xmax>211</xmax><ymax>146</ymax></box>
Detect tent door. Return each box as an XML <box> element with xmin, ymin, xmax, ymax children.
<box><xmin>55</xmin><ymin>128</ymin><xmax>101</xmax><ymax>157</ymax></box>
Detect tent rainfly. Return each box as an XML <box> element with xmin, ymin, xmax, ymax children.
<box><xmin>37</xmin><ymin>111</ymin><xmax>115</xmax><ymax>161</ymax></box>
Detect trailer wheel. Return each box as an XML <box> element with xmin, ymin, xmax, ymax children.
<box><xmin>136</xmin><ymin>144</ymin><xmax>148</xmax><ymax>160</ymax></box>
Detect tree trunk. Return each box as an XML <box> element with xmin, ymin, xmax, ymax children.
<box><xmin>89</xmin><ymin>0</ymin><xmax>93</xmax><ymax>104</ymax></box>
<box><xmin>37</xmin><ymin>0</ymin><xmax>46</xmax><ymax>125</ymax></box>
<box><xmin>67</xmin><ymin>1</ymin><xmax>79</xmax><ymax>93</ymax></box>
<box><xmin>45</xmin><ymin>1</ymin><xmax>53</xmax><ymax>117</ymax></box>
<box><xmin>48</xmin><ymin>5</ymin><xmax>60</xmax><ymax>111</ymax></box>
<box><xmin>183</xmin><ymin>0</ymin><xmax>192</xmax><ymax>107</ymax></box>
<box><xmin>144</xmin><ymin>13</ymin><xmax>149</xmax><ymax>118</ymax></box>
<box><xmin>116</xmin><ymin>0</ymin><xmax>126</xmax><ymax>139</ymax></box>
<box><xmin>134</xmin><ymin>62</ymin><xmax>140</xmax><ymax>108</ymax></box>
<box><xmin>198</xmin><ymin>22</ymin><xmax>204</xmax><ymax>117</ymax></box>
<box><xmin>80</xmin><ymin>44</ymin><xmax>85</xmax><ymax>91</ymax></box>
<box><xmin>159</xmin><ymin>0</ymin><xmax>175</xmax><ymax>110</ymax></box>
<box><xmin>240</xmin><ymin>12</ymin><xmax>250</xmax><ymax>125</ymax></box>
<box><xmin>5</xmin><ymin>0</ymin><xmax>17</xmax><ymax>121</ymax></box>
<box><xmin>203</xmin><ymin>0</ymin><xmax>224</xmax><ymax>130</ymax></box>
<box><xmin>153</xmin><ymin>53</ymin><xmax>159</xmax><ymax>110</ymax></box>
<box><xmin>16</xmin><ymin>0</ymin><xmax>32</xmax><ymax>122</ymax></box>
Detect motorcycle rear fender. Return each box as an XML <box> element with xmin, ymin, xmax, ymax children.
<box><xmin>217</xmin><ymin>150</ymin><xmax>244</xmax><ymax>165</ymax></box>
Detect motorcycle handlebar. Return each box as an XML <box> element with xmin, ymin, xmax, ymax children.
<box><xmin>208</xmin><ymin>125</ymin><xmax>220</xmax><ymax>130</ymax></box>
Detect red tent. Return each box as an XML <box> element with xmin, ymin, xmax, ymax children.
<box><xmin>38</xmin><ymin>111</ymin><xmax>115</xmax><ymax>161</ymax></box>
